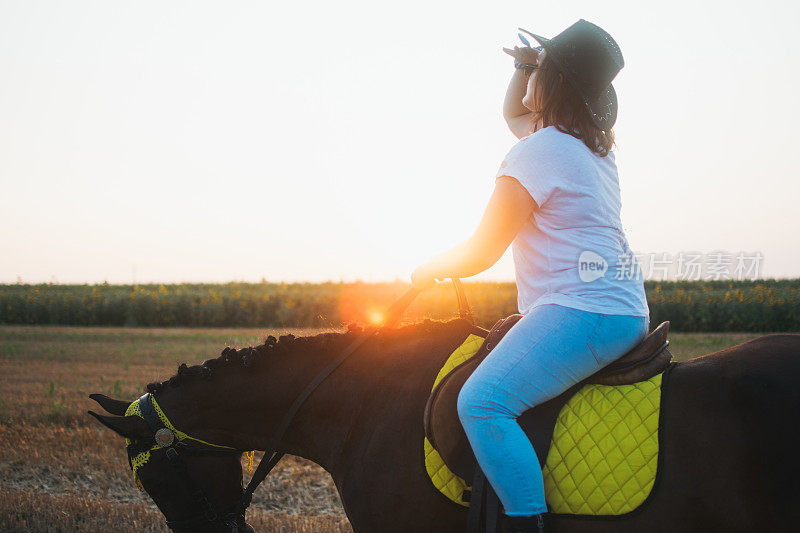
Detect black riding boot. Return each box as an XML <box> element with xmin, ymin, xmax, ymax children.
<box><xmin>504</xmin><ymin>513</ymin><xmax>547</xmax><ymax>533</ymax></box>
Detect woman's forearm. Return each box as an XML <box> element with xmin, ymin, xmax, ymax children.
<box><xmin>503</xmin><ymin>69</ymin><xmax>531</xmax><ymax>121</ymax></box>
<box><xmin>426</xmin><ymin>237</ymin><xmax>497</xmax><ymax>280</ymax></box>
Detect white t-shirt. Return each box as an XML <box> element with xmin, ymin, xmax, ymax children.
<box><xmin>496</xmin><ymin>126</ymin><xmax>649</xmax><ymax>318</ymax></box>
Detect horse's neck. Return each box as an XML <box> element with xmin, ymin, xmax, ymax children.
<box><xmin>159</xmin><ymin>320</ymin><xmax>474</xmax><ymax>476</ymax></box>
<box><xmin>153</xmin><ymin>333</ymin><xmax>422</xmax><ymax>467</ymax></box>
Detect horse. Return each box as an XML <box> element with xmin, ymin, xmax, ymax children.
<box><xmin>90</xmin><ymin>316</ymin><xmax>800</xmax><ymax>532</ymax></box>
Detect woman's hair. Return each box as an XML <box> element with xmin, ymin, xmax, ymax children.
<box><xmin>530</xmin><ymin>53</ymin><xmax>616</xmax><ymax>157</ymax></box>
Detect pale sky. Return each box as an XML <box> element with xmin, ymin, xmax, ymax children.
<box><xmin>1</xmin><ymin>0</ymin><xmax>798</xmax><ymax>284</ymax></box>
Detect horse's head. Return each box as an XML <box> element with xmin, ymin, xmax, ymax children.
<box><xmin>88</xmin><ymin>392</ymin><xmax>253</xmax><ymax>532</ymax></box>
<box><xmin>87</xmin><ymin>331</ymin><xmax>365</xmax><ymax>531</ymax></box>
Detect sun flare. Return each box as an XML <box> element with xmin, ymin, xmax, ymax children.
<box><xmin>367</xmin><ymin>310</ymin><xmax>385</xmax><ymax>325</ymax></box>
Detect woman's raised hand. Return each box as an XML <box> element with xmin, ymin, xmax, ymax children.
<box><xmin>502</xmin><ymin>45</ymin><xmax>540</xmax><ymax>67</ymax></box>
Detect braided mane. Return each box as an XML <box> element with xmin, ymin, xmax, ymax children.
<box><xmin>146</xmin><ymin>317</ymin><xmax>461</xmax><ymax>394</ymax></box>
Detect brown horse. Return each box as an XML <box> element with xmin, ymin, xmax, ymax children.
<box><xmin>90</xmin><ymin>317</ymin><xmax>800</xmax><ymax>532</ymax></box>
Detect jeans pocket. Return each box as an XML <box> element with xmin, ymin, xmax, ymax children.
<box><xmin>586</xmin><ymin>341</ymin><xmax>603</xmax><ymax>366</ymax></box>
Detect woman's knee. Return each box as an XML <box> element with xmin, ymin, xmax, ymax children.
<box><xmin>457</xmin><ymin>373</ymin><xmax>518</xmax><ymax>425</ymax></box>
<box><xmin>457</xmin><ymin>377</ymin><xmax>480</xmax><ymax>423</ymax></box>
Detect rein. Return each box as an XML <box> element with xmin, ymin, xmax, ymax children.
<box><xmin>240</xmin><ymin>278</ymin><xmax>473</xmax><ymax>514</ymax></box>
<box><xmin>133</xmin><ymin>279</ymin><xmax>473</xmax><ymax>531</ymax></box>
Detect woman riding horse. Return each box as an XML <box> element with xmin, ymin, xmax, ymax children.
<box><xmin>89</xmin><ymin>17</ymin><xmax>800</xmax><ymax>533</ymax></box>
<box><xmin>411</xmin><ymin>19</ymin><xmax>649</xmax><ymax>532</ymax></box>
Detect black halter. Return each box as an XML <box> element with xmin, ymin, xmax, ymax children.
<box><xmin>131</xmin><ymin>280</ymin><xmax>473</xmax><ymax>531</ymax></box>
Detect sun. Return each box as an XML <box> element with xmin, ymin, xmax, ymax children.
<box><xmin>366</xmin><ymin>309</ymin><xmax>385</xmax><ymax>325</ymax></box>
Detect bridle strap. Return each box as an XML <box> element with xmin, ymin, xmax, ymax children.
<box><xmin>164</xmin><ymin>447</ymin><xmax>220</xmax><ymax>524</ymax></box>
<box><xmin>139</xmin><ymin>390</ymin><xmax>166</xmax><ymax>432</ymax></box>
<box><xmin>134</xmin><ymin>393</ymin><xmax>238</xmax><ymax>455</ymax></box>
<box><xmin>240</xmin><ymin>324</ymin><xmax>371</xmax><ymax>506</ymax></box>
<box><xmin>240</xmin><ymin>450</ymin><xmax>284</xmax><ymax>507</ymax></box>
<box><xmin>132</xmin><ymin>393</ymin><xmax>242</xmax><ymax>532</ymax></box>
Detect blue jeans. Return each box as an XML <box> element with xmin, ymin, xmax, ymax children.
<box><xmin>456</xmin><ymin>303</ymin><xmax>649</xmax><ymax>516</ymax></box>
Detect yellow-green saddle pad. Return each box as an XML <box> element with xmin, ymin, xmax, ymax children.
<box><xmin>424</xmin><ymin>334</ymin><xmax>665</xmax><ymax>516</ymax></box>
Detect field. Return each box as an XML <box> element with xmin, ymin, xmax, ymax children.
<box><xmin>0</xmin><ymin>325</ymin><xmax>772</xmax><ymax>532</ymax></box>
<box><xmin>2</xmin><ymin>278</ymin><xmax>800</xmax><ymax>332</ymax></box>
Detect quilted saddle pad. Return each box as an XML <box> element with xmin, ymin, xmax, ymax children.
<box><xmin>424</xmin><ymin>333</ymin><xmax>665</xmax><ymax>516</ymax></box>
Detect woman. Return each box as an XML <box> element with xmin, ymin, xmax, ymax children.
<box><xmin>411</xmin><ymin>19</ymin><xmax>650</xmax><ymax>533</ymax></box>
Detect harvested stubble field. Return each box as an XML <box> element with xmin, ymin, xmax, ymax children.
<box><xmin>0</xmin><ymin>325</ymin><xmax>765</xmax><ymax>532</ymax></box>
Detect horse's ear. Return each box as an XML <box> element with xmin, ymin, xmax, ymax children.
<box><xmin>88</xmin><ymin>411</ymin><xmax>151</xmax><ymax>439</ymax></box>
<box><xmin>89</xmin><ymin>394</ymin><xmax>132</xmax><ymax>416</ymax></box>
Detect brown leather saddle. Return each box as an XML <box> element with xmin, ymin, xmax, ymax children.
<box><xmin>423</xmin><ymin>315</ymin><xmax>672</xmax><ymax>483</ymax></box>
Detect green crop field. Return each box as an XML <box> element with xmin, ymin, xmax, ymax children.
<box><xmin>1</xmin><ymin>279</ymin><xmax>799</xmax><ymax>332</ymax></box>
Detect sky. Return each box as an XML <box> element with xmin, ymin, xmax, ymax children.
<box><xmin>1</xmin><ymin>0</ymin><xmax>799</xmax><ymax>284</ymax></box>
